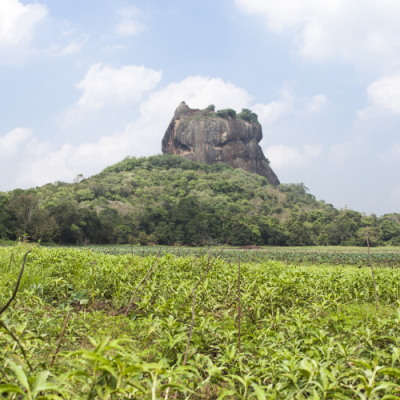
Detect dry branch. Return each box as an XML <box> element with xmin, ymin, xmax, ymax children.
<box><xmin>50</xmin><ymin>310</ymin><xmax>71</xmax><ymax>368</ymax></box>
<box><xmin>8</xmin><ymin>251</ymin><xmax>14</xmax><ymax>273</ymax></box>
<box><xmin>366</xmin><ymin>232</ymin><xmax>380</xmax><ymax>312</ymax></box>
<box><xmin>0</xmin><ymin>250</ymin><xmax>32</xmax><ymax>317</ymax></box>
<box><xmin>238</xmin><ymin>256</ymin><xmax>241</xmax><ymax>354</ymax></box>
<box><xmin>0</xmin><ymin>321</ymin><xmax>33</xmax><ymax>372</ymax></box>
<box><xmin>125</xmin><ymin>248</ymin><xmax>162</xmax><ymax>316</ymax></box>
<box><xmin>0</xmin><ymin>250</ymin><xmax>33</xmax><ymax>370</ymax></box>
<box><xmin>183</xmin><ymin>290</ymin><xmax>196</xmax><ymax>366</ymax></box>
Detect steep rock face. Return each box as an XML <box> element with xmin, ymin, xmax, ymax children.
<box><xmin>162</xmin><ymin>102</ymin><xmax>280</xmax><ymax>186</ymax></box>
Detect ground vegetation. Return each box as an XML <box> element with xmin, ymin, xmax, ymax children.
<box><xmin>2</xmin><ymin>245</ymin><xmax>400</xmax><ymax>398</ymax></box>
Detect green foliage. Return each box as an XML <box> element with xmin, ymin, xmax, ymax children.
<box><xmin>237</xmin><ymin>108</ymin><xmax>259</xmax><ymax>123</ymax></box>
<box><xmin>2</xmin><ymin>246</ymin><xmax>400</xmax><ymax>398</ymax></box>
<box><xmin>138</xmin><ymin>232</ymin><xmax>148</xmax><ymax>245</ymax></box>
<box><xmin>75</xmin><ymin>188</ymin><xmax>95</xmax><ymax>202</ymax></box>
<box><xmin>0</xmin><ymin>154</ymin><xmax>398</xmax><ymax>247</ymax></box>
<box><xmin>84</xmin><ymin>244</ymin><xmax>400</xmax><ymax>268</ymax></box>
<box><xmin>216</xmin><ymin>108</ymin><xmax>237</xmax><ymax>119</ymax></box>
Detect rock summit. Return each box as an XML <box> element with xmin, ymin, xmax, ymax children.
<box><xmin>162</xmin><ymin>102</ymin><xmax>280</xmax><ymax>186</ymax></box>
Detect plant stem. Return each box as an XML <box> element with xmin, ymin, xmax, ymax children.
<box><xmin>152</xmin><ymin>372</ymin><xmax>157</xmax><ymax>400</ymax></box>
<box><xmin>366</xmin><ymin>232</ymin><xmax>379</xmax><ymax>312</ymax></box>
<box><xmin>178</xmin><ymin>224</ymin><xmax>243</xmax><ymax>312</ymax></box>
<box><xmin>125</xmin><ymin>248</ymin><xmax>161</xmax><ymax>316</ymax></box>
<box><xmin>238</xmin><ymin>256</ymin><xmax>241</xmax><ymax>354</ymax></box>
<box><xmin>50</xmin><ymin>310</ymin><xmax>71</xmax><ymax>368</ymax></box>
<box><xmin>8</xmin><ymin>251</ymin><xmax>14</xmax><ymax>273</ymax></box>
<box><xmin>0</xmin><ymin>321</ymin><xmax>33</xmax><ymax>372</ymax></box>
<box><xmin>183</xmin><ymin>289</ymin><xmax>196</xmax><ymax>366</ymax></box>
<box><xmin>0</xmin><ymin>250</ymin><xmax>32</xmax><ymax>316</ymax></box>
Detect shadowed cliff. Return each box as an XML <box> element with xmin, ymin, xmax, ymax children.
<box><xmin>162</xmin><ymin>102</ymin><xmax>280</xmax><ymax>186</ymax></box>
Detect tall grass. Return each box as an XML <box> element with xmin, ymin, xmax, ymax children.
<box><xmin>1</xmin><ymin>245</ymin><xmax>400</xmax><ymax>398</ymax></box>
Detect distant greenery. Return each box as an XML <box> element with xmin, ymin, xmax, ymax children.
<box><xmin>0</xmin><ymin>154</ymin><xmax>399</xmax><ymax>246</ymax></box>
<box><xmin>237</xmin><ymin>108</ymin><xmax>259</xmax><ymax>123</ymax></box>
<box><xmin>216</xmin><ymin>108</ymin><xmax>237</xmax><ymax>119</ymax></box>
<box><xmin>182</xmin><ymin>106</ymin><xmax>259</xmax><ymax>124</ymax></box>
<box><xmin>216</xmin><ymin>107</ymin><xmax>258</xmax><ymax>123</ymax></box>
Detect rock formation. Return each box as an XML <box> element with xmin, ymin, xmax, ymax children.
<box><xmin>162</xmin><ymin>102</ymin><xmax>280</xmax><ymax>186</ymax></box>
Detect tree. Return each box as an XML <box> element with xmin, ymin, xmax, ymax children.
<box><xmin>0</xmin><ymin>194</ymin><xmax>12</xmax><ymax>239</ymax></box>
<box><xmin>138</xmin><ymin>232</ymin><xmax>148</xmax><ymax>245</ymax></box>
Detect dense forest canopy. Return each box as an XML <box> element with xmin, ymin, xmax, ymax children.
<box><xmin>0</xmin><ymin>154</ymin><xmax>399</xmax><ymax>246</ymax></box>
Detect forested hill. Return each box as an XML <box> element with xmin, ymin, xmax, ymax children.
<box><xmin>0</xmin><ymin>154</ymin><xmax>399</xmax><ymax>246</ymax></box>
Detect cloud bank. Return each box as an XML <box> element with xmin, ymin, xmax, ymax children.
<box><xmin>235</xmin><ymin>0</ymin><xmax>400</xmax><ymax>72</ymax></box>
<box><xmin>0</xmin><ymin>128</ymin><xmax>32</xmax><ymax>158</ymax></box>
<box><xmin>0</xmin><ymin>0</ymin><xmax>48</xmax><ymax>63</ymax></box>
<box><xmin>114</xmin><ymin>7</ymin><xmax>147</xmax><ymax>37</ymax></box>
<box><xmin>264</xmin><ymin>144</ymin><xmax>322</xmax><ymax>169</ymax></box>
<box><xmin>75</xmin><ymin>63</ymin><xmax>163</xmax><ymax>111</ymax></box>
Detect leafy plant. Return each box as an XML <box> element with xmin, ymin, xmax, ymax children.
<box><xmin>1</xmin><ymin>246</ymin><xmax>400</xmax><ymax>398</ymax></box>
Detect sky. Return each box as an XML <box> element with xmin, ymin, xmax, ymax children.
<box><xmin>0</xmin><ymin>0</ymin><xmax>399</xmax><ymax>216</ymax></box>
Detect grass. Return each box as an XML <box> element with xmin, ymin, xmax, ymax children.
<box><xmin>39</xmin><ymin>243</ymin><xmax>400</xmax><ymax>252</ymax></box>
<box><xmin>2</xmin><ymin>244</ymin><xmax>400</xmax><ymax>398</ymax></box>
<box><xmin>0</xmin><ymin>239</ymin><xmax>17</xmax><ymax>246</ymax></box>
<box><xmin>336</xmin><ymin>302</ymin><xmax>394</xmax><ymax>321</ymax></box>
<box><xmin>61</xmin><ymin>244</ymin><xmax>400</xmax><ymax>268</ymax></box>
<box><xmin>266</xmin><ymin>245</ymin><xmax>400</xmax><ymax>252</ymax></box>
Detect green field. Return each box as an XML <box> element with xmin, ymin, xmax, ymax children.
<box><xmin>2</xmin><ymin>245</ymin><xmax>400</xmax><ymax>399</ymax></box>
<box><xmin>72</xmin><ymin>244</ymin><xmax>400</xmax><ymax>268</ymax></box>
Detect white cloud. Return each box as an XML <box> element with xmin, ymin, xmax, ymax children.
<box><xmin>264</xmin><ymin>144</ymin><xmax>321</xmax><ymax>169</ymax></box>
<box><xmin>0</xmin><ymin>0</ymin><xmax>47</xmax><ymax>63</ymax></box>
<box><xmin>253</xmin><ymin>88</ymin><xmax>326</xmax><ymax>126</ymax></box>
<box><xmin>19</xmin><ymin>136</ymin><xmax>134</xmax><ymax>186</ymax></box>
<box><xmin>234</xmin><ymin>0</ymin><xmax>400</xmax><ymax>72</ymax></box>
<box><xmin>59</xmin><ymin>36</ymin><xmax>88</xmax><ymax>56</ymax></box>
<box><xmin>114</xmin><ymin>7</ymin><xmax>146</xmax><ymax>37</ymax></box>
<box><xmin>253</xmin><ymin>88</ymin><xmax>293</xmax><ymax>125</ymax></box>
<box><xmin>139</xmin><ymin>75</ymin><xmax>253</xmax><ymax>124</ymax></box>
<box><xmin>75</xmin><ymin>63</ymin><xmax>162</xmax><ymax>111</ymax></box>
<box><xmin>0</xmin><ymin>128</ymin><xmax>32</xmax><ymax>158</ymax></box>
<box><xmin>17</xmin><ymin>75</ymin><xmax>255</xmax><ymax>186</ymax></box>
<box><xmin>361</xmin><ymin>73</ymin><xmax>400</xmax><ymax>115</ymax></box>
<box><xmin>305</xmin><ymin>94</ymin><xmax>327</xmax><ymax>114</ymax></box>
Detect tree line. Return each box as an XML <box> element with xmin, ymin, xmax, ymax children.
<box><xmin>0</xmin><ymin>154</ymin><xmax>399</xmax><ymax>247</ymax></box>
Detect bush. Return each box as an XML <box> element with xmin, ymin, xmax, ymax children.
<box><xmin>148</xmin><ymin>233</ymin><xmax>158</xmax><ymax>244</ymax></box>
<box><xmin>76</xmin><ymin>189</ymin><xmax>95</xmax><ymax>202</ymax></box>
<box><xmin>217</xmin><ymin>109</ymin><xmax>228</xmax><ymax>119</ymax></box>
<box><xmin>238</xmin><ymin>108</ymin><xmax>258</xmax><ymax>123</ymax></box>
<box><xmin>391</xmin><ymin>235</ymin><xmax>400</xmax><ymax>246</ymax></box>
<box><xmin>138</xmin><ymin>232</ymin><xmax>148</xmax><ymax>246</ymax></box>
<box><xmin>217</xmin><ymin>108</ymin><xmax>237</xmax><ymax>119</ymax></box>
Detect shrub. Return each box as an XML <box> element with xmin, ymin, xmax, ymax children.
<box><xmin>138</xmin><ymin>232</ymin><xmax>148</xmax><ymax>245</ymax></box>
<box><xmin>217</xmin><ymin>109</ymin><xmax>228</xmax><ymax>119</ymax></box>
<box><xmin>238</xmin><ymin>108</ymin><xmax>258</xmax><ymax>123</ymax></box>
<box><xmin>217</xmin><ymin>108</ymin><xmax>237</xmax><ymax>119</ymax></box>
<box><xmin>76</xmin><ymin>189</ymin><xmax>95</xmax><ymax>202</ymax></box>
<box><xmin>148</xmin><ymin>233</ymin><xmax>158</xmax><ymax>244</ymax></box>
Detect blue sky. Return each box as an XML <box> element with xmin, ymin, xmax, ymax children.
<box><xmin>1</xmin><ymin>0</ymin><xmax>399</xmax><ymax>215</ymax></box>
